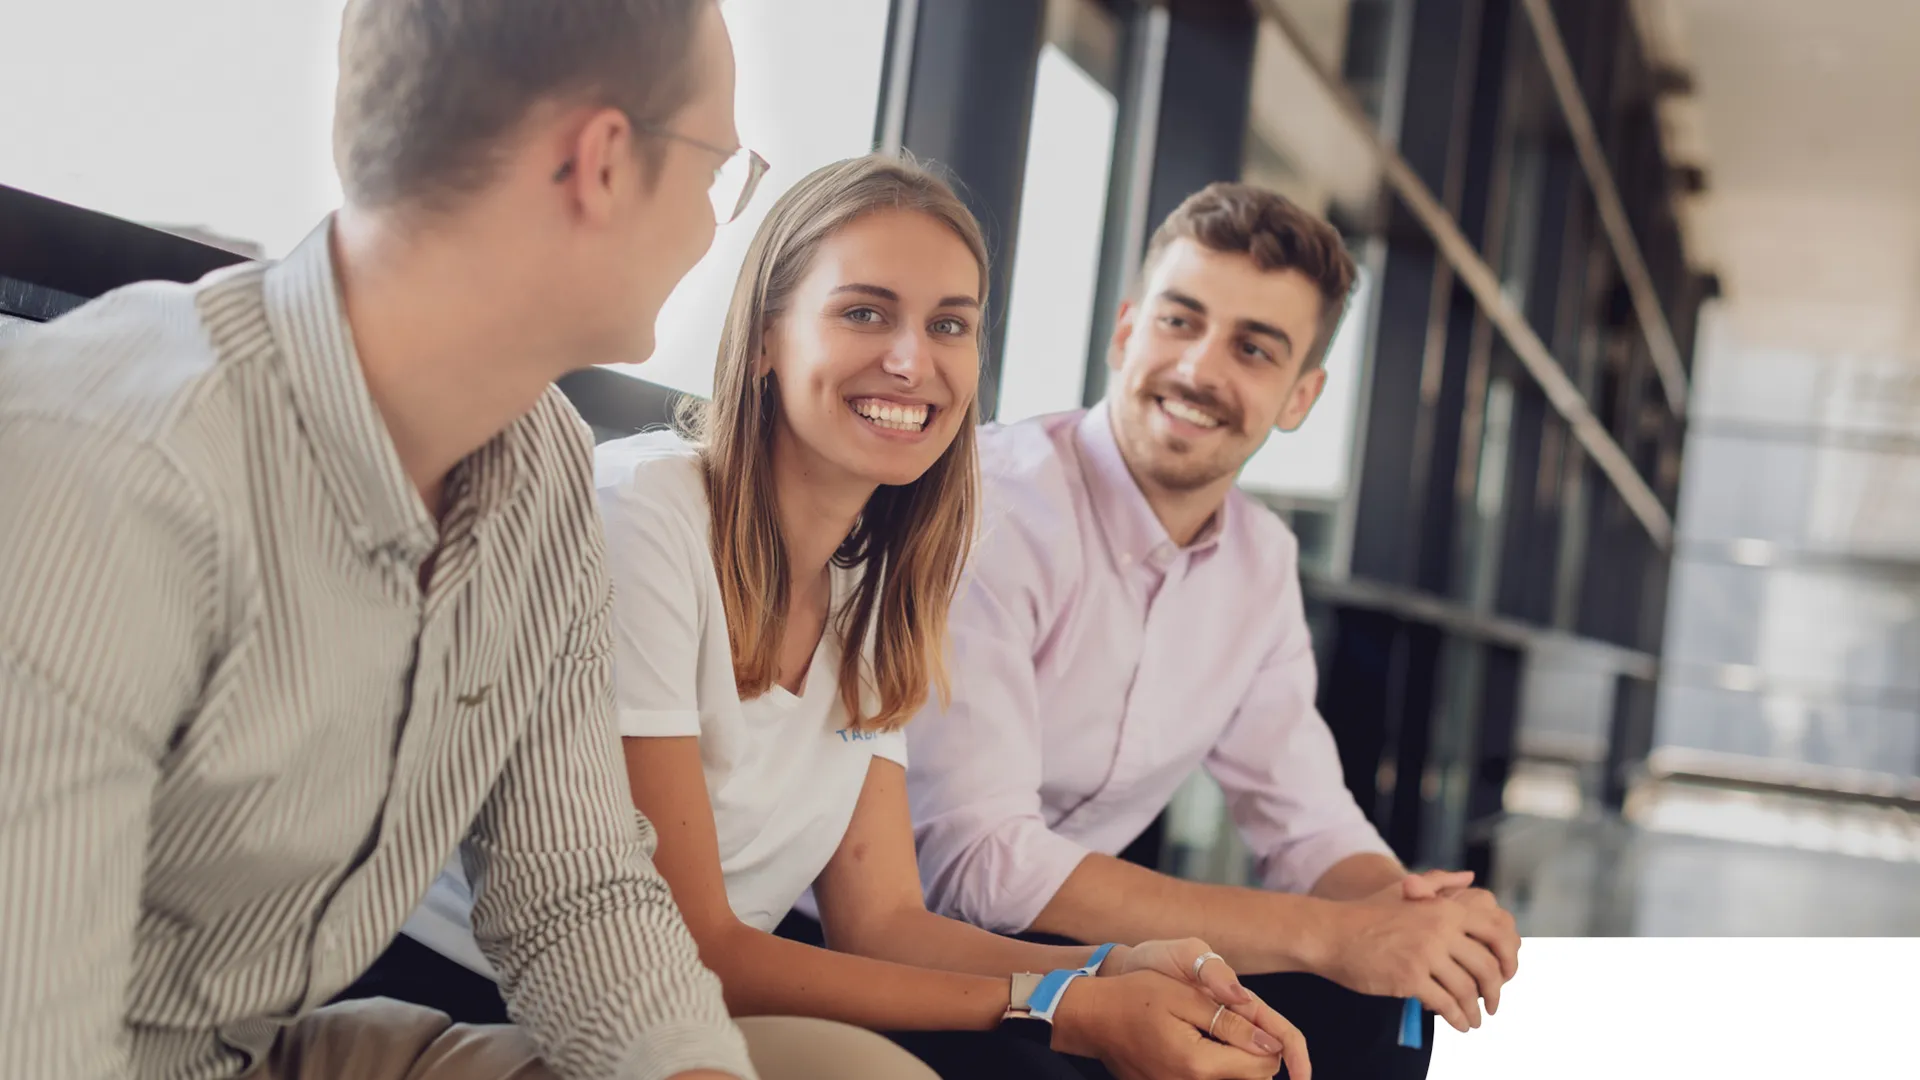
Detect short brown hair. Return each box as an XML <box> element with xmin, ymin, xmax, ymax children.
<box><xmin>334</xmin><ymin>0</ymin><xmax>710</xmax><ymax>210</ymax></box>
<box><xmin>1140</xmin><ymin>182</ymin><xmax>1358</xmax><ymax>368</ymax></box>
<box><xmin>685</xmin><ymin>153</ymin><xmax>987</xmax><ymax>734</ymax></box>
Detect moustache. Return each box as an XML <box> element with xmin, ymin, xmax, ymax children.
<box><xmin>1148</xmin><ymin>381</ymin><xmax>1242</xmax><ymax>431</ymax></box>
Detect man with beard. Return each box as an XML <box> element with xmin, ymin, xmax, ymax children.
<box><xmin>901</xmin><ymin>184</ymin><xmax>1521</xmax><ymax>1078</ymax></box>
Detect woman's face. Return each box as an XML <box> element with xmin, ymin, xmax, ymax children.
<box><xmin>763</xmin><ymin>208</ymin><xmax>982</xmax><ymax>491</ymax></box>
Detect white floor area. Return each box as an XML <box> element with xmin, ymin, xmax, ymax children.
<box><xmin>1425</xmin><ymin>938</ymin><xmax>1915</xmax><ymax>1080</ymax></box>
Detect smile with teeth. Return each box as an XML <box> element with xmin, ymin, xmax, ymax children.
<box><xmin>1158</xmin><ymin>396</ymin><xmax>1223</xmax><ymax>429</ymax></box>
<box><xmin>851</xmin><ymin>397</ymin><xmax>932</xmax><ymax>432</ymax></box>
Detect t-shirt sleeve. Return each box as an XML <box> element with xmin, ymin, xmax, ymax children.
<box><xmin>870</xmin><ymin>729</ymin><xmax>909</xmax><ymax>769</ymax></box>
<box><xmin>596</xmin><ymin>455</ymin><xmax>707</xmax><ymax>740</ymax></box>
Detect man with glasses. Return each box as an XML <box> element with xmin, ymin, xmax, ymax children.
<box><xmin>0</xmin><ymin>2</ymin><xmax>903</xmax><ymax>1079</ymax></box>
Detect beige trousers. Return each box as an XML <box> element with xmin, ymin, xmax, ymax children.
<box><xmin>254</xmin><ymin>997</ymin><xmax>936</xmax><ymax>1080</ymax></box>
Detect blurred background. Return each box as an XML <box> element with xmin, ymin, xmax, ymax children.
<box><xmin>3</xmin><ymin>0</ymin><xmax>1915</xmax><ymax>935</ymax></box>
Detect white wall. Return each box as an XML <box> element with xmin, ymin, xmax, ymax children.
<box><xmin>613</xmin><ymin>0</ymin><xmax>892</xmax><ymax>397</ymax></box>
<box><xmin>0</xmin><ymin>0</ymin><xmax>891</xmax><ymax>403</ymax></box>
<box><xmin>0</xmin><ymin>0</ymin><xmax>349</xmax><ymax>257</ymax></box>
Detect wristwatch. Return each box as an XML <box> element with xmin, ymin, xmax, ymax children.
<box><xmin>1000</xmin><ymin>943</ymin><xmax>1119</xmax><ymax>1042</ymax></box>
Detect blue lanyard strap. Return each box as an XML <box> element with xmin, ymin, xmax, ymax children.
<box><xmin>1398</xmin><ymin>997</ymin><xmax>1424</xmax><ymax>1049</ymax></box>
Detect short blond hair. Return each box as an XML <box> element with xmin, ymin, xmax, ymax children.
<box><xmin>334</xmin><ymin>0</ymin><xmax>711</xmax><ymax>210</ymax></box>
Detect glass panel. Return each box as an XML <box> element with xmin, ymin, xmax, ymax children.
<box><xmin>1660</xmin><ymin>559</ymin><xmax>1767</xmax><ymax>670</ymax></box>
<box><xmin>1516</xmin><ymin>639</ymin><xmax>1615</xmax><ymax>759</ymax></box>
<box><xmin>1238</xmin><ymin>266</ymin><xmax>1375</xmax><ymax>501</ymax></box>
<box><xmin>1678</xmin><ymin>432</ymin><xmax>1920</xmax><ymax>556</ymax></box>
<box><xmin>1283</xmin><ymin>506</ymin><xmax>1340</xmax><ymax>576</ymax></box>
<box><xmin>608</xmin><ymin>0</ymin><xmax>892</xmax><ymax>396</ymax></box>
<box><xmin>1802</xmin><ymin>445</ymin><xmax>1920</xmax><ymax>558</ymax></box>
<box><xmin>1667</xmin><ymin>562</ymin><xmax>1920</xmax><ymax>693</ymax></box>
<box><xmin>996</xmin><ymin>41</ymin><xmax>1119</xmax><ymax>424</ymax></box>
<box><xmin>1656</xmin><ymin>684</ymin><xmax>1920</xmax><ymax>780</ymax></box>
<box><xmin>1675</xmin><ymin>432</ymin><xmax>1819</xmax><ymax>548</ymax></box>
<box><xmin>1450</xmin><ymin>370</ymin><xmax>1518</xmax><ymax>609</ymax></box>
<box><xmin>1692</xmin><ymin>330</ymin><xmax>1920</xmax><ymax>438</ymax></box>
<box><xmin>1421</xmin><ymin>636</ymin><xmax>1486</xmax><ymax>868</ymax></box>
<box><xmin>1757</xmin><ymin>572</ymin><xmax>1920</xmax><ymax>694</ymax></box>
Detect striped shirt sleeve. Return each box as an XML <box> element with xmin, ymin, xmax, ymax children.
<box><xmin>462</xmin><ymin>414</ymin><xmax>755</xmax><ymax>1080</ymax></box>
<box><xmin>0</xmin><ymin>417</ymin><xmax>221</xmax><ymax>1079</ymax></box>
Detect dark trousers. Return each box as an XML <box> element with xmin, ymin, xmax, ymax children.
<box><xmin>341</xmin><ymin>920</ymin><xmax>1433</xmax><ymax>1080</ymax></box>
<box><xmin>333</xmin><ymin>933</ymin><xmax>511</xmax><ymax>1024</ymax></box>
<box><xmin>773</xmin><ymin>911</ymin><xmax>1433</xmax><ymax>1080</ymax></box>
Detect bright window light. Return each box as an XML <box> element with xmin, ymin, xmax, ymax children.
<box><xmin>613</xmin><ymin>0</ymin><xmax>892</xmax><ymax>397</ymax></box>
<box><xmin>1237</xmin><ymin>266</ymin><xmax>1373</xmax><ymax>500</ymax></box>
<box><xmin>0</xmin><ymin>0</ymin><xmax>349</xmax><ymax>257</ymax></box>
<box><xmin>0</xmin><ymin>1</ymin><xmax>889</xmax><ymax>406</ymax></box>
<box><xmin>994</xmin><ymin>45</ymin><xmax>1119</xmax><ymax>425</ymax></box>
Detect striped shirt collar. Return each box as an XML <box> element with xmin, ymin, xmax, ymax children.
<box><xmin>261</xmin><ymin>217</ymin><xmax>531</xmax><ymax>560</ymax></box>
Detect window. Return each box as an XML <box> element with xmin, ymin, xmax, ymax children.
<box><xmin>613</xmin><ymin>0</ymin><xmax>892</xmax><ymax>397</ymax></box>
<box><xmin>1236</xmin><ymin>266</ymin><xmax>1374</xmax><ymax>501</ymax></box>
<box><xmin>0</xmin><ymin>0</ymin><xmax>892</xmax><ymax>403</ymax></box>
<box><xmin>0</xmin><ymin>0</ymin><xmax>349</xmax><ymax>257</ymax></box>
<box><xmin>994</xmin><ymin>43</ymin><xmax>1119</xmax><ymax>424</ymax></box>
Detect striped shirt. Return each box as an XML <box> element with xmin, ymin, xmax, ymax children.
<box><xmin>0</xmin><ymin>221</ymin><xmax>754</xmax><ymax>1080</ymax></box>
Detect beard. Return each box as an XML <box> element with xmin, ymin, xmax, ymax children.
<box><xmin>1113</xmin><ymin>388</ymin><xmax>1248</xmax><ymax>494</ymax></box>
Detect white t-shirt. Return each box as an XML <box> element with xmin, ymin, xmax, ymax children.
<box><xmin>402</xmin><ymin>431</ymin><xmax>906</xmax><ymax>976</ymax></box>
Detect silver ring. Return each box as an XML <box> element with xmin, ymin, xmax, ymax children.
<box><xmin>1191</xmin><ymin>951</ymin><xmax>1224</xmax><ymax>981</ymax></box>
<box><xmin>1207</xmin><ymin>1003</ymin><xmax>1227</xmax><ymax>1040</ymax></box>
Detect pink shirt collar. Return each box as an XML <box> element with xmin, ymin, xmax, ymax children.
<box><xmin>1073</xmin><ymin>401</ymin><xmax>1230</xmax><ymax>574</ymax></box>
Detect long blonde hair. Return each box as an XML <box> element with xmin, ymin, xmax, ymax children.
<box><xmin>683</xmin><ymin>153</ymin><xmax>987</xmax><ymax>733</ymax></box>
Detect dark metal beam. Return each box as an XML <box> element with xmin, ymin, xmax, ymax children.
<box><xmin>1517</xmin><ymin>0</ymin><xmax>1689</xmax><ymax>415</ymax></box>
<box><xmin>1082</xmin><ymin>2</ymin><xmax>1171</xmax><ymax>405</ymax></box>
<box><xmin>893</xmin><ymin>0</ymin><xmax>1048</xmax><ymax>422</ymax></box>
<box><xmin>1252</xmin><ymin>0</ymin><xmax>1674</xmax><ymax>548</ymax></box>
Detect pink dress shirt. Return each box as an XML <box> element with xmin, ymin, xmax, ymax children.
<box><xmin>905</xmin><ymin>404</ymin><xmax>1394</xmax><ymax>934</ymax></box>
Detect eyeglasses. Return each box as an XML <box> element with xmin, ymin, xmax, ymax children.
<box><xmin>552</xmin><ymin>124</ymin><xmax>770</xmax><ymax>225</ymax></box>
<box><xmin>641</xmin><ymin>125</ymin><xmax>770</xmax><ymax>225</ymax></box>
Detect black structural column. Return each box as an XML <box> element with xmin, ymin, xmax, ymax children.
<box><xmin>889</xmin><ymin>0</ymin><xmax>1047</xmax><ymax>422</ymax></box>
<box><xmin>1347</xmin><ymin>0</ymin><xmax>1492</xmax><ymax>590</ymax></box>
<box><xmin>1082</xmin><ymin>0</ymin><xmax>1257</xmax><ymax>404</ymax></box>
<box><xmin>1142</xmin><ymin>0</ymin><xmax>1259</xmax><ymax>233</ymax></box>
<box><xmin>1326</xmin><ymin>0</ymin><xmax>1509</xmax><ymax>859</ymax></box>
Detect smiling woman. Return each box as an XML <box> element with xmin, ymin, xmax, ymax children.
<box><xmin>382</xmin><ymin>153</ymin><xmax>1306</xmax><ymax>1080</ymax></box>
<box><xmin>688</xmin><ymin>158</ymin><xmax>989</xmax><ymax>720</ymax></box>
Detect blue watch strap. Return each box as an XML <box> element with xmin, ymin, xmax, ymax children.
<box><xmin>1082</xmin><ymin>942</ymin><xmax>1119</xmax><ymax>975</ymax></box>
<box><xmin>1019</xmin><ymin>943</ymin><xmax>1124</xmax><ymax>1023</ymax></box>
<box><xmin>1025</xmin><ymin>968</ymin><xmax>1085</xmax><ymax>1021</ymax></box>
